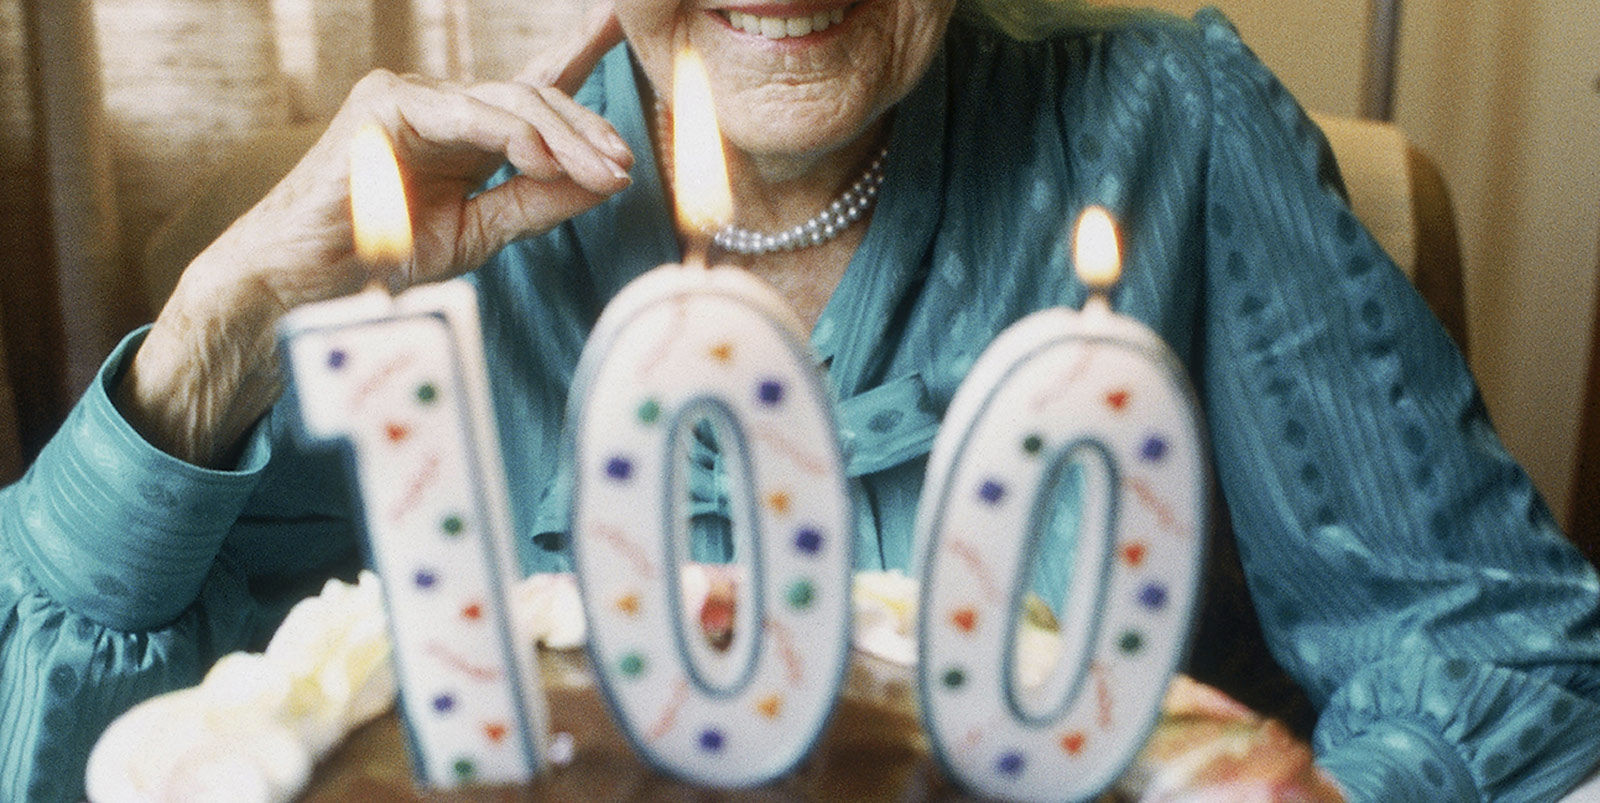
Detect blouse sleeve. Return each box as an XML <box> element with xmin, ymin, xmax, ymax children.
<box><xmin>0</xmin><ymin>328</ymin><xmax>276</xmax><ymax>802</ymax></box>
<box><xmin>1191</xmin><ymin>10</ymin><xmax>1600</xmax><ymax>800</ymax></box>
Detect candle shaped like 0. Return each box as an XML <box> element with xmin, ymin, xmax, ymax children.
<box><xmin>278</xmin><ymin>125</ymin><xmax>548</xmax><ymax>788</ymax></box>
<box><xmin>913</xmin><ymin>208</ymin><xmax>1209</xmax><ymax>802</ymax></box>
<box><xmin>567</xmin><ymin>49</ymin><xmax>853</xmax><ymax>787</ymax></box>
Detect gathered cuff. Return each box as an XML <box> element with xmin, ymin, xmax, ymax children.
<box><xmin>1317</xmin><ymin>720</ymin><xmax>1475</xmax><ymax>802</ymax></box>
<box><xmin>7</xmin><ymin>327</ymin><xmax>272</xmax><ymax>630</ymax></box>
<box><xmin>1314</xmin><ymin>652</ymin><xmax>1600</xmax><ymax>802</ymax></box>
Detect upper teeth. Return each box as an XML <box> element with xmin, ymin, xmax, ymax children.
<box><xmin>724</xmin><ymin>8</ymin><xmax>847</xmax><ymax>39</ymax></box>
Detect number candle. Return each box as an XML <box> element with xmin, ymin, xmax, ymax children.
<box><xmin>277</xmin><ymin>125</ymin><xmax>548</xmax><ymax>788</ymax></box>
<box><xmin>567</xmin><ymin>49</ymin><xmax>853</xmax><ymax>787</ymax></box>
<box><xmin>914</xmin><ymin>208</ymin><xmax>1209</xmax><ymax>802</ymax></box>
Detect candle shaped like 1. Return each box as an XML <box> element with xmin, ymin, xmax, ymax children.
<box><xmin>278</xmin><ymin>125</ymin><xmax>547</xmax><ymax>788</ymax></box>
<box><xmin>567</xmin><ymin>49</ymin><xmax>853</xmax><ymax>787</ymax></box>
<box><xmin>913</xmin><ymin>208</ymin><xmax>1209</xmax><ymax>802</ymax></box>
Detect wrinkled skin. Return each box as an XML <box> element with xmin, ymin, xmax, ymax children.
<box><xmin>618</xmin><ymin>0</ymin><xmax>956</xmax><ymax>175</ymax></box>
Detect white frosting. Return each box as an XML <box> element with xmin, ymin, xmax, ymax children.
<box><xmin>853</xmin><ymin>569</ymin><xmax>1066</xmax><ymax>688</ymax></box>
<box><xmin>87</xmin><ymin>572</ymin><xmax>390</xmax><ymax>803</ymax></box>
<box><xmin>851</xmin><ymin>569</ymin><xmax>919</xmax><ymax>666</ymax></box>
<box><xmin>512</xmin><ymin>571</ymin><xmax>587</xmax><ymax>651</ymax></box>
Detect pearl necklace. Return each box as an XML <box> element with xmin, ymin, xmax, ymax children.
<box><xmin>655</xmin><ymin>101</ymin><xmax>887</xmax><ymax>256</ymax></box>
<box><xmin>713</xmin><ymin>147</ymin><xmax>886</xmax><ymax>256</ymax></box>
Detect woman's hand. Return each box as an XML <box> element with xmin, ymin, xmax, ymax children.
<box><xmin>1137</xmin><ymin>676</ymin><xmax>1347</xmax><ymax>801</ymax></box>
<box><xmin>118</xmin><ymin>3</ymin><xmax>628</xmax><ymax>467</ymax></box>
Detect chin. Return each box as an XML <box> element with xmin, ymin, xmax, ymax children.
<box><xmin>712</xmin><ymin>77</ymin><xmax>888</xmax><ymax>161</ymax></box>
<box><xmin>724</xmin><ymin>108</ymin><xmax>875</xmax><ymax>161</ymax></box>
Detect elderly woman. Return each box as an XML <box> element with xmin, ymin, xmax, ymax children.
<box><xmin>4</xmin><ymin>0</ymin><xmax>1599</xmax><ymax>799</ymax></box>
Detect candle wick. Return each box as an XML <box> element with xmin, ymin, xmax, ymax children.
<box><xmin>362</xmin><ymin>277</ymin><xmax>395</xmax><ymax>299</ymax></box>
<box><xmin>684</xmin><ymin>240</ymin><xmax>711</xmax><ymax>271</ymax></box>
<box><xmin>1084</xmin><ymin>291</ymin><xmax>1113</xmax><ymax>316</ymax></box>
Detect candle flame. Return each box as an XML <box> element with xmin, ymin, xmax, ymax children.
<box><xmin>671</xmin><ymin>47</ymin><xmax>733</xmax><ymax>237</ymax></box>
<box><xmin>1073</xmin><ymin>206</ymin><xmax>1121</xmax><ymax>291</ymax></box>
<box><xmin>349</xmin><ymin>123</ymin><xmax>414</xmax><ymax>265</ymax></box>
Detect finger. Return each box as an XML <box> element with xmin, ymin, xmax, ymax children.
<box><xmin>348</xmin><ymin>71</ymin><xmax>560</xmax><ymax>182</ymax></box>
<box><xmin>535</xmin><ymin>86</ymin><xmax>634</xmax><ymax>168</ymax></box>
<box><xmin>516</xmin><ymin>1</ymin><xmax>624</xmax><ymax>95</ymax></box>
<box><xmin>466</xmin><ymin>82</ymin><xmax>631</xmax><ymax>194</ymax></box>
<box><xmin>454</xmin><ymin>174</ymin><xmax>610</xmax><ymax>269</ymax></box>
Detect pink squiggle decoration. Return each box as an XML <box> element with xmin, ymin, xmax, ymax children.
<box><xmin>1028</xmin><ymin>348</ymin><xmax>1095</xmax><ymax>413</ymax></box>
<box><xmin>590</xmin><ymin>522</ymin><xmax>657</xmax><ymax>579</ymax></box>
<box><xmin>647</xmin><ymin>678</ymin><xmax>691</xmax><ymax>742</ymax></box>
<box><xmin>960</xmin><ymin>715</ymin><xmax>1003</xmax><ymax>753</ymax></box>
<box><xmin>424</xmin><ymin>640</ymin><xmax>503</xmax><ymax>683</ymax></box>
<box><xmin>750</xmin><ymin>420</ymin><xmax>828</xmax><ymax>477</ymax></box>
<box><xmin>1093</xmin><ymin>661</ymin><xmax>1114</xmax><ymax>730</ymax></box>
<box><xmin>1123</xmin><ymin>475</ymin><xmax>1183</xmax><ymax>535</ymax></box>
<box><xmin>948</xmin><ymin>538</ymin><xmax>1003</xmax><ymax>604</ymax></box>
<box><xmin>764</xmin><ymin>617</ymin><xmax>804</xmax><ymax>688</ymax></box>
<box><xmin>638</xmin><ymin>299</ymin><xmax>688</xmax><ymax>380</ymax></box>
<box><xmin>387</xmin><ymin>453</ymin><xmax>441</xmax><ymax>524</ymax></box>
<box><xmin>348</xmin><ymin>352</ymin><xmax>413</xmax><ymax>413</ymax></box>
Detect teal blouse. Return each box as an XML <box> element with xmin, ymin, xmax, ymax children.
<box><xmin>3</xmin><ymin>10</ymin><xmax>1598</xmax><ymax>802</ymax></box>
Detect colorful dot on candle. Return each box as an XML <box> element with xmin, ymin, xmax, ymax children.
<box><xmin>756</xmin><ymin>379</ymin><xmax>785</xmax><ymax>406</ymax></box>
<box><xmin>619</xmin><ymin>652</ymin><xmax>646</xmax><ymax>678</ymax></box>
<box><xmin>432</xmin><ymin>693</ymin><xmax>456</xmax><ymax>713</ymax></box>
<box><xmin>615</xmin><ymin>592</ymin><xmax>641</xmax><ymax>616</ymax></box>
<box><xmin>1138</xmin><ymin>582</ymin><xmax>1168</xmax><ymax>611</ymax></box>
<box><xmin>767</xmin><ymin>491</ymin><xmax>792</xmax><ymax>515</ymax></box>
<box><xmin>637</xmin><ymin>399</ymin><xmax>661</xmax><ymax>424</ymax></box>
<box><xmin>416</xmin><ymin>382</ymin><xmax>438</xmax><ymax>404</ymax></box>
<box><xmin>1118</xmin><ymin>630</ymin><xmax>1145</xmax><ymax>656</ymax></box>
<box><xmin>1061</xmin><ymin>731</ymin><xmax>1086</xmax><ymax>755</ymax></box>
<box><xmin>698</xmin><ymin>728</ymin><xmax>726</xmax><ymax>753</ymax></box>
<box><xmin>484</xmin><ymin>722</ymin><xmax>508</xmax><ymax>743</ymax></box>
<box><xmin>756</xmin><ymin>694</ymin><xmax>783</xmax><ymax>719</ymax></box>
<box><xmin>1120</xmin><ymin>542</ymin><xmax>1147</xmax><ymax>568</ymax></box>
<box><xmin>978</xmin><ymin>480</ymin><xmax>1006</xmax><ymax>505</ymax></box>
<box><xmin>794</xmin><ymin>527</ymin><xmax>823</xmax><ymax>555</ymax></box>
<box><xmin>440</xmin><ymin>514</ymin><xmax>465</xmax><ymax>537</ymax></box>
<box><xmin>1141</xmin><ymin>435</ymin><xmax>1169</xmax><ymax>462</ymax></box>
<box><xmin>786</xmin><ymin>580</ymin><xmax>815</xmax><ymax>610</ymax></box>
<box><xmin>709</xmin><ymin>342</ymin><xmax>734</xmax><ymax>364</ymax></box>
<box><xmin>461</xmin><ymin>602</ymin><xmax>483</xmax><ymax>621</ymax></box>
<box><xmin>415</xmin><ymin>569</ymin><xmax>439</xmax><ymax>589</ymax></box>
<box><xmin>942</xmin><ymin>667</ymin><xmax>967</xmax><ymax>689</ymax></box>
<box><xmin>1022</xmin><ymin>434</ymin><xmax>1045</xmax><ymax>456</ymax></box>
<box><xmin>605</xmin><ymin>457</ymin><xmax>634</xmax><ymax>481</ymax></box>
<box><xmin>326</xmin><ymin>349</ymin><xmax>347</xmax><ymax>370</ymax></box>
<box><xmin>950</xmin><ymin>607</ymin><xmax>978</xmax><ymax>634</ymax></box>
<box><xmin>452</xmin><ymin>758</ymin><xmax>476</xmax><ymax>781</ymax></box>
<box><xmin>385</xmin><ymin>422</ymin><xmax>410</xmax><ymax>443</ymax></box>
<box><xmin>996</xmin><ymin>751</ymin><xmax>1026</xmax><ymax>777</ymax></box>
<box><xmin>1105</xmin><ymin>389</ymin><xmax>1131</xmax><ymax>412</ymax></box>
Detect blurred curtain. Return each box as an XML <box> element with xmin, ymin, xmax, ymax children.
<box><xmin>1572</xmin><ymin>221</ymin><xmax>1600</xmax><ymax>566</ymax></box>
<box><xmin>0</xmin><ymin>0</ymin><xmax>588</xmax><ymax>477</ymax></box>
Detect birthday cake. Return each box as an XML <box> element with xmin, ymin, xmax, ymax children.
<box><xmin>85</xmin><ymin>570</ymin><xmax>1338</xmax><ymax>802</ymax></box>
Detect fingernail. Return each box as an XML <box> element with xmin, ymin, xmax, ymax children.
<box><xmin>610</xmin><ymin>161</ymin><xmax>632</xmax><ymax>183</ymax></box>
<box><xmin>606</xmin><ymin>131</ymin><xmax>631</xmax><ymax>160</ymax></box>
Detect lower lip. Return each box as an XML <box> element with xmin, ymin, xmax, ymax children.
<box><xmin>707</xmin><ymin>3</ymin><xmax>861</xmax><ymax>49</ymax></box>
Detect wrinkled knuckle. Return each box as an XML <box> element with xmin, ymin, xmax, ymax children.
<box><xmin>528</xmin><ymin>59</ymin><xmax>565</xmax><ymax>88</ymax></box>
<box><xmin>464</xmin><ymin>81</ymin><xmax>503</xmax><ymax>102</ymax></box>
<box><xmin>355</xmin><ymin>68</ymin><xmax>401</xmax><ymax>96</ymax></box>
<box><xmin>533</xmin><ymin>84</ymin><xmax>572</xmax><ymax>104</ymax></box>
<box><xmin>444</xmin><ymin>93</ymin><xmax>482</xmax><ymax>131</ymax></box>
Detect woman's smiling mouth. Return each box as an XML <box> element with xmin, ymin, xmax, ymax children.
<box><xmin>714</xmin><ymin>4</ymin><xmax>860</xmax><ymax>40</ymax></box>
